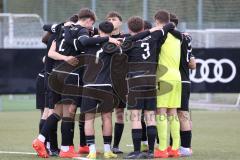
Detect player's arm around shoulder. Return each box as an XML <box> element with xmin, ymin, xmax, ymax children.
<box><xmin>48</xmin><ymin>41</ymin><xmax>63</xmax><ymax>60</ymax></box>
<box><xmin>150</xmin><ymin>22</ymin><xmax>175</xmax><ymax>41</ymax></box>
<box><xmin>183</xmin><ymin>34</ymin><xmax>196</xmax><ymax>70</ymax></box>
<box><xmin>188</xmin><ymin>57</ymin><xmax>196</xmax><ymax>69</ymax></box>
<box><xmin>48</xmin><ymin>41</ymin><xmax>79</xmax><ymax>66</ymax></box>
<box><xmin>126</xmin><ymin>30</ymin><xmax>151</xmax><ymax>42</ymax></box>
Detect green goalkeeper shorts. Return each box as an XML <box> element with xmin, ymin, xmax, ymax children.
<box><xmin>157</xmin><ymin>80</ymin><xmax>182</xmax><ymax>108</ymax></box>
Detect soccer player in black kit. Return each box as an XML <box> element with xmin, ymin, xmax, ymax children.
<box><xmin>32</xmin><ymin>8</ymin><xmax>120</xmax><ymax>158</ymax></box>
<box><xmin>106</xmin><ymin>11</ymin><xmax>126</xmax><ymax>154</ymax></box>
<box><xmin>123</xmin><ymin>16</ymin><xmax>175</xmax><ymax>159</ymax></box>
<box><xmin>36</xmin><ymin>56</ymin><xmax>46</xmax><ymax>116</ymax></box>
<box><xmin>33</xmin><ymin>20</ymin><xmax>81</xmax><ymax>158</ymax></box>
<box><xmin>35</xmin><ymin>17</ymin><xmax>78</xmax><ymax>156</ymax></box>
<box><xmin>79</xmin><ymin>21</ymin><xmax>120</xmax><ymax>159</ymax></box>
<box><xmin>33</xmin><ymin>9</ymin><xmax>88</xmax><ymax>158</ymax></box>
<box><xmin>63</xmin><ymin>10</ymin><xmax>119</xmax><ymax>156</ymax></box>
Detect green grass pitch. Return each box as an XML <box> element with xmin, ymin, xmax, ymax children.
<box><xmin>0</xmin><ymin>95</ymin><xmax>240</xmax><ymax>159</ymax></box>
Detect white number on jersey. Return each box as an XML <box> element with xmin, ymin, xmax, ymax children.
<box><xmin>59</xmin><ymin>39</ymin><xmax>65</xmax><ymax>52</ymax></box>
<box><xmin>95</xmin><ymin>48</ymin><xmax>103</xmax><ymax>64</ymax></box>
<box><xmin>141</xmin><ymin>42</ymin><xmax>150</xmax><ymax>60</ymax></box>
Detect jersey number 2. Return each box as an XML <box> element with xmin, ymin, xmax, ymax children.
<box><xmin>59</xmin><ymin>39</ymin><xmax>65</xmax><ymax>52</ymax></box>
<box><xmin>141</xmin><ymin>42</ymin><xmax>150</xmax><ymax>60</ymax></box>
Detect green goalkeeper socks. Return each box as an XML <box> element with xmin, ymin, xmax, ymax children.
<box><xmin>169</xmin><ymin>115</ymin><xmax>180</xmax><ymax>150</ymax></box>
<box><xmin>156</xmin><ymin>114</ymin><xmax>168</xmax><ymax>150</ymax></box>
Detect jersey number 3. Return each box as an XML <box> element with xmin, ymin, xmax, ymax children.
<box><xmin>141</xmin><ymin>42</ymin><xmax>150</xmax><ymax>60</ymax></box>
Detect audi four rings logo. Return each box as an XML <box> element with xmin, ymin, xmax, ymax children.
<box><xmin>190</xmin><ymin>58</ymin><xmax>237</xmax><ymax>83</ymax></box>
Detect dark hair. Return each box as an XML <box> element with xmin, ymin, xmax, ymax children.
<box><xmin>106</xmin><ymin>11</ymin><xmax>122</xmax><ymax>21</ymax></box>
<box><xmin>69</xmin><ymin>14</ymin><xmax>79</xmax><ymax>23</ymax></box>
<box><xmin>127</xmin><ymin>16</ymin><xmax>144</xmax><ymax>33</ymax></box>
<box><xmin>78</xmin><ymin>8</ymin><xmax>96</xmax><ymax>22</ymax></box>
<box><xmin>144</xmin><ymin>20</ymin><xmax>152</xmax><ymax>30</ymax></box>
<box><xmin>170</xmin><ymin>13</ymin><xmax>179</xmax><ymax>26</ymax></box>
<box><xmin>154</xmin><ymin>10</ymin><xmax>170</xmax><ymax>24</ymax></box>
<box><xmin>99</xmin><ymin>21</ymin><xmax>114</xmax><ymax>34</ymax></box>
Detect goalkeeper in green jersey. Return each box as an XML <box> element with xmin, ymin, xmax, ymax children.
<box><xmin>154</xmin><ymin>10</ymin><xmax>182</xmax><ymax>158</ymax></box>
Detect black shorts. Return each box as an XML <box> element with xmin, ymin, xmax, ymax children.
<box><xmin>45</xmin><ymin>89</ymin><xmax>54</xmax><ymax>109</ymax></box>
<box><xmin>48</xmin><ymin>70</ymin><xmax>82</xmax><ymax>108</ymax></box>
<box><xmin>44</xmin><ymin>73</ymin><xmax>52</xmax><ymax>109</ymax></box>
<box><xmin>126</xmin><ymin>74</ymin><xmax>156</xmax><ymax>111</ymax></box>
<box><xmin>127</xmin><ymin>86</ymin><xmax>156</xmax><ymax>111</ymax></box>
<box><xmin>63</xmin><ymin>71</ymin><xmax>82</xmax><ymax>108</ymax></box>
<box><xmin>36</xmin><ymin>73</ymin><xmax>46</xmax><ymax>110</ymax></box>
<box><xmin>117</xmin><ymin>98</ymin><xmax>126</xmax><ymax>108</ymax></box>
<box><xmin>45</xmin><ymin>72</ymin><xmax>60</xmax><ymax>109</ymax></box>
<box><xmin>81</xmin><ymin>86</ymin><xmax>116</xmax><ymax>113</ymax></box>
<box><xmin>127</xmin><ymin>97</ymin><xmax>156</xmax><ymax>111</ymax></box>
<box><xmin>178</xmin><ymin>82</ymin><xmax>191</xmax><ymax>111</ymax></box>
<box><xmin>113</xmin><ymin>90</ymin><xmax>126</xmax><ymax>109</ymax></box>
<box><xmin>51</xmin><ymin>90</ymin><xmax>81</xmax><ymax>107</ymax></box>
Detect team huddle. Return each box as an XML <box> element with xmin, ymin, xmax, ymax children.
<box><xmin>34</xmin><ymin>8</ymin><xmax>196</xmax><ymax>159</ymax></box>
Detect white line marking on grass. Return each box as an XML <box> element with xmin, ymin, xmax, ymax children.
<box><xmin>72</xmin><ymin>157</ymin><xmax>90</xmax><ymax>160</ymax></box>
<box><xmin>126</xmin><ymin>144</ymin><xmax>133</xmax><ymax>147</ymax></box>
<box><xmin>0</xmin><ymin>151</ymin><xmax>37</xmax><ymax>155</ymax></box>
<box><xmin>0</xmin><ymin>151</ymin><xmax>90</xmax><ymax>160</ymax></box>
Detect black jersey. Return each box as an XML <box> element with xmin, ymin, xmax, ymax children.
<box><xmin>111</xmin><ymin>33</ymin><xmax>121</xmax><ymax>38</ymax></box>
<box><xmin>45</xmin><ymin>33</ymin><xmax>57</xmax><ymax>73</ymax></box>
<box><xmin>42</xmin><ymin>23</ymin><xmax>62</xmax><ymax>73</ymax></box>
<box><xmin>179</xmin><ymin>34</ymin><xmax>194</xmax><ymax>82</ymax></box>
<box><xmin>125</xmin><ymin>27</ymin><xmax>173</xmax><ymax>77</ymax></box>
<box><xmin>64</xmin><ymin>24</ymin><xmax>89</xmax><ymax>54</ymax></box>
<box><xmin>126</xmin><ymin>23</ymin><xmax>176</xmax><ymax>63</ymax></box>
<box><xmin>43</xmin><ymin>23</ymin><xmax>58</xmax><ymax>33</ymax></box>
<box><xmin>55</xmin><ymin>25</ymin><xmax>79</xmax><ymax>56</ymax></box>
<box><xmin>111</xmin><ymin>32</ymin><xmax>130</xmax><ymax>38</ymax></box>
<box><xmin>84</xmin><ymin>42</ymin><xmax>119</xmax><ymax>86</ymax></box>
<box><xmin>50</xmin><ymin>24</ymin><xmax>89</xmax><ymax>68</ymax></box>
<box><xmin>64</xmin><ymin>25</ymin><xmax>110</xmax><ymax>54</ymax></box>
<box><xmin>126</xmin><ymin>33</ymin><xmax>157</xmax><ymax>63</ymax></box>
